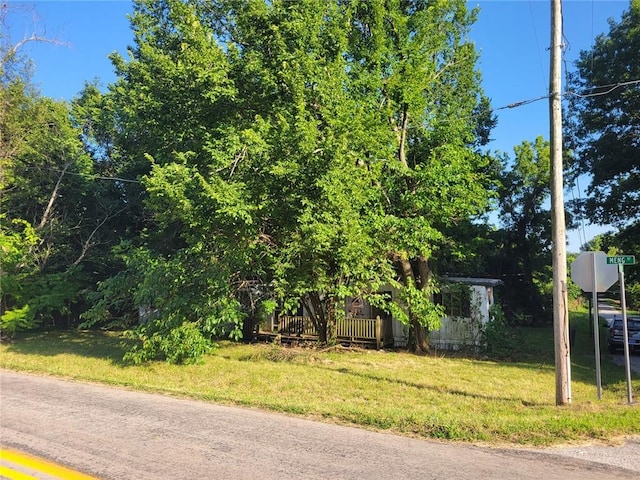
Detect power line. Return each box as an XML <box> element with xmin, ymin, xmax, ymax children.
<box><xmin>528</xmin><ymin>0</ymin><xmax>547</xmax><ymax>91</ymax></box>
<box><xmin>496</xmin><ymin>78</ymin><xmax>640</xmax><ymax>110</ymax></box>
<box><xmin>574</xmin><ymin>174</ymin><xmax>589</xmax><ymax>248</ymax></box>
<box><xmin>565</xmin><ymin>79</ymin><xmax>640</xmax><ymax>98</ymax></box>
<box><xmin>569</xmin><ymin>186</ymin><xmax>582</xmax><ymax>247</ymax></box>
<box><xmin>12</xmin><ymin>164</ymin><xmax>141</xmax><ymax>183</ymax></box>
<box><xmin>497</xmin><ymin>94</ymin><xmax>549</xmax><ymax>110</ymax></box>
<box><xmin>560</xmin><ymin>8</ymin><xmax>589</xmax><ymax>252</ymax></box>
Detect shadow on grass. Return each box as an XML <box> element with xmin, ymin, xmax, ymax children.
<box><xmin>241</xmin><ymin>343</ymin><xmax>556</xmax><ymax>404</ymax></box>
<box><xmin>445</xmin><ymin>309</ymin><xmax>638</xmax><ymax>391</ymax></box>
<box><xmin>301</xmin><ymin>310</ymin><xmax>638</xmax><ymax>403</ymax></box>
<box><xmin>317</xmin><ymin>364</ymin><xmax>555</xmax><ymax>405</ymax></box>
<box><xmin>568</xmin><ymin>310</ymin><xmax>638</xmax><ymax>389</ymax></box>
<box><xmin>2</xmin><ymin>329</ymin><xmax>133</xmax><ymax>367</ymax></box>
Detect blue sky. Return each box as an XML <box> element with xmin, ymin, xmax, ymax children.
<box><xmin>5</xmin><ymin>0</ymin><xmax>631</xmax><ymax>251</ymax></box>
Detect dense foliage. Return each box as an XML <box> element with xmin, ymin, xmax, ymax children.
<box><xmin>63</xmin><ymin>0</ymin><xmax>494</xmax><ymax>361</ymax></box>
<box><xmin>566</xmin><ymin>0</ymin><xmax>640</xmax><ymax>305</ymax></box>
<box><xmin>1</xmin><ymin>5</ymin><xmax>124</xmax><ymax>335</ymax></box>
<box><xmin>11</xmin><ymin>1</ymin><xmax>606</xmax><ymax>361</ymax></box>
<box><xmin>489</xmin><ymin>137</ymin><xmax>553</xmax><ymax>324</ymax></box>
<box><xmin>567</xmin><ymin>0</ymin><xmax>640</xmax><ymax>228</ymax></box>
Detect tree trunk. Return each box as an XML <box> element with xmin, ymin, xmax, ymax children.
<box><xmin>306</xmin><ymin>292</ymin><xmax>328</xmax><ymax>344</ymax></box>
<box><xmin>397</xmin><ymin>256</ymin><xmax>432</xmax><ymax>354</ymax></box>
<box><xmin>326</xmin><ymin>298</ymin><xmax>336</xmax><ymax>345</ymax></box>
<box><xmin>410</xmin><ymin>314</ymin><xmax>430</xmax><ymax>353</ymax></box>
<box><xmin>414</xmin><ymin>256</ymin><xmax>433</xmax><ymax>353</ymax></box>
<box><xmin>39</xmin><ymin>161</ymin><xmax>72</xmax><ymax>230</ymax></box>
<box><xmin>394</xmin><ymin>101</ymin><xmax>430</xmax><ymax>353</ymax></box>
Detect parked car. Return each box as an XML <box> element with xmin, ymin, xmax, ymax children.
<box><xmin>607</xmin><ymin>318</ymin><xmax>640</xmax><ymax>353</ymax></box>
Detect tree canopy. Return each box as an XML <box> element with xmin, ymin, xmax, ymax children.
<box><xmin>565</xmin><ymin>0</ymin><xmax>640</xmax><ymax>308</ymax></box>
<box><xmin>81</xmin><ymin>0</ymin><xmax>495</xmax><ymax>359</ymax></box>
<box><xmin>3</xmin><ymin>0</ymin><xmax>498</xmax><ymax>360</ymax></box>
<box><xmin>1</xmin><ymin>5</ymin><xmax>122</xmax><ymax>334</ymax></box>
<box><xmin>489</xmin><ymin>137</ymin><xmax>553</xmax><ymax>322</ymax></box>
<box><xmin>567</xmin><ymin>0</ymin><xmax>640</xmax><ymax>227</ymax></box>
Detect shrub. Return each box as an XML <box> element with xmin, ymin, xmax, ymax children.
<box><xmin>124</xmin><ymin>319</ymin><xmax>213</xmax><ymax>365</ymax></box>
<box><xmin>1</xmin><ymin>305</ymin><xmax>35</xmax><ymax>337</ymax></box>
<box><xmin>627</xmin><ymin>281</ymin><xmax>640</xmax><ymax>310</ymax></box>
<box><xmin>480</xmin><ymin>304</ymin><xmax>522</xmax><ymax>359</ymax></box>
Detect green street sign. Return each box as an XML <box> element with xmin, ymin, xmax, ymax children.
<box><xmin>606</xmin><ymin>255</ymin><xmax>636</xmax><ymax>265</ymax></box>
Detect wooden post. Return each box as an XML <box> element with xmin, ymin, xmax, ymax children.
<box><xmin>550</xmin><ymin>0</ymin><xmax>571</xmax><ymax>405</ymax></box>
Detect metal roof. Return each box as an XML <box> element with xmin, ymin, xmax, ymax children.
<box><xmin>443</xmin><ymin>277</ymin><xmax>503</xmax><ymax>287</ymax></box>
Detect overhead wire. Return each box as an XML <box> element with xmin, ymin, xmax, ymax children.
<box><xmin>13</xmin><ymin>164</ymin><xmax>141</xmax><ymax>183</ymax></box>
<box><xmin>494</xmin><ymin>78</ymin><xmax>640</xmax><ymax>111</ymax></box>
<box><xmin>566</xmin><ymin>79</ymin><xmax>640</xmax><ymax>98</ymax></box>
<box><xmin>574</xmin><ymin>174</ymin><xmax>588</xmax><ymax>248</ymax></box>
<box><xmin>528</xmin><ymin>0</ymin><xmax>547</xmax><ymax>91</ymax></box>
<box><xmin>493</xmin><ymin>1</ymin><xmax>638</xmax><ymax>249</ymax></box>
<box><xmin>560</xmin><ymin>1</ymin><xmax>590</xmax><ymax>251</ymax></box>
<box><xmin>575</xmin><ymin>0</ymin><xmax>596</xmax><ymax>248</ymax></box>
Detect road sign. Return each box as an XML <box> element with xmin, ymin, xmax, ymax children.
<box><xmin>570</xmin><ymin>251</ymin><xmax>618</xmax><ymax>293</ymax></box>
<box><xmin>571</xmin><ymin>251</ymin><xmax>619</xmax><ymax>401</ymax></box>
<box><xmin>606</xmin><ymin>255</ymin><xmax>636</xmax><ymax>265</ymax></box>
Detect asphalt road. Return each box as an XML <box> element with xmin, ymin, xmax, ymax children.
<box><xmin>1</xmin><ymin>370</ymin><xmax>638</xmax><ymax>480</ymax></box>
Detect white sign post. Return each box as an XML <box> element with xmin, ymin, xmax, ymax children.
<box><xmin>607</xmin><ymin>255</ymin><xmax>636</xmax><ymax>405</ymax></box>
<box><xmin>570</xmin><ymin>251</ymin><xmax>618</xmax><ymax>399</ymax></box>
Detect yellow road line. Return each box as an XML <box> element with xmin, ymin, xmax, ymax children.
<box><xmin>0</xmin><ymin>449</ymin><xmax>99</xmax><ymax>480</ymax></box>
<box><xmin>0</xmin><ymin>463</ymin><xmax>38</xmax><ymax>480</ymax></box>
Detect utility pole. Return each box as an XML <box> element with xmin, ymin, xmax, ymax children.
<box><xmin>550</xmin><ymin>0</ymin><xmax>571</xmax><ymax>405</ymax></box>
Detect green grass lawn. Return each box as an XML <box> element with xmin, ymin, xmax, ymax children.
<box><xmin>1</xmin><ymin>307</ymin><xmax>638</xmax><ymax>446</ymax></box>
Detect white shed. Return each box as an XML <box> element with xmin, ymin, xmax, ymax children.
<box><xmin>428</xmin><ymin>277</ymin><xmax>502</xmax><ymax>350</ymax></box>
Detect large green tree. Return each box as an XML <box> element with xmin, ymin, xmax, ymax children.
<box><xmin>567</xmin><ymin>0</ymin><xmax>640</xmax><ymax>227</ymax></box>
<box><xmin>1</xmin><ymin>5</ymin><xmax>122</xmax><ymax>333</ymax></box>
<box><xmin>99</xmin><ymin>0</ymin><xmax>391</xmax><ymax>352</ymax></box>
<box><xmin>566</xmin><ymin>0</ymin><xmax>640</xmax><ymax>312</ymax></box>
<box><xmin>343</xmin><ymin>0</ymin><xmax>494</xmax><ymax>349</ymax></box>
<box><xmin>93</xmin><ymin>0</ymin><xmax>494</xmax><ymax>359</ymax></box>
<box><xmin>489</xmin><ymin>137</ymin><xmax>553</xmax><ymax>323</ymax></box>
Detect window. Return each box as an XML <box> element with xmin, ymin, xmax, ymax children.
<box><xmin>434</xmin><ymin>286</ymin><xmax>471</xmax><ymax>318</ymax></box>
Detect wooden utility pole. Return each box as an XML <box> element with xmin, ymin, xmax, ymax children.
<box><xmin>550</xmin><ymin>0</ymin><xmax>571</xmax><ymax>405</ymax></box>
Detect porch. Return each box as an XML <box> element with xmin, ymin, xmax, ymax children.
<box><xmin>260</xmin><ymin>315</ymin><xmax>387</xmax><ymax>349</ymax></box>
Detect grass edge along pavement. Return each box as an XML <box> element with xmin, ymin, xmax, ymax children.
<box><xmin>0</xmin><ymin>309</ymin><xmax>638</xmax><ymax>447</ymax></box>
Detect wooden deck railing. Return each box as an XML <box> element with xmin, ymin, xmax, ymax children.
<box><xmin>274</xmin><ymin>315</ymin><xmax>383</xmax><ymax>349</ymax></box>
<box><xmin>336</xmin><ymin>317</ymin><xmax>382</xmax><ymax>349</ymax></box>
<box><xmin>277</xmin><ymin>315</ymin><xmax>317</xmax><ymax>336</ymax></box>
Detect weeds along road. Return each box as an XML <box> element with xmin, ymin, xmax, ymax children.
<box><xmin>0</xmin><ymin>370</ymin><xmax>637</xmax><ymax>480</ymax></box>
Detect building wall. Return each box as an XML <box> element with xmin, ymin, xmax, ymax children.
<box><xmin>266</xmin><ymin>282</ymin><xmax>497</xmax><ymax>349</ymax></box>
<box><xmin>430</xmin><ymin>285</ymin><xmax>493</xmax><ymax>349</ymax></box>
<box><xmin>389</xmin><ymin>284</ymin><xmax>495</xmax><ymax>350</ymax></box>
